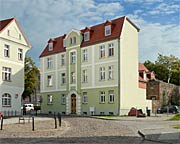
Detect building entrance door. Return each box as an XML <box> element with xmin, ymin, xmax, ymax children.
<box><xmin>71</xmin><ymin>94</ymin><xmax>76</xmax><ymax>114</ymax></box>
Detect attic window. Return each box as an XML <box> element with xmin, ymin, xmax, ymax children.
<box><xmin>7</xmin><ymin>30</ymin><xmax>10</xmax><ymax>36</ymax></box>
<box><xmin>63</xmin><ymin>39</ymin><xmax>66</xmax><ymax>47</ymax></box>
<box><xmin>19</xmin><ymin>34</ymin><xmax>21</xmax><ymax>40</ymax></box>
<box><xmin>84</xmin><ymin>32</ymin><xmax>90</xmax><ymax>41</ymax></box>
<box><xmin>105</xmin><ymin>25</ymin><xmax>111</xmax><ymax>36</ymax></box>
<box><xmin>48</xmin><ymin>42</ymin><xmax>53</xmax><ymax>51</ymax></box>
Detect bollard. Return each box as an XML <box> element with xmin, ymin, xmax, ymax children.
<box><xmin>58</xmin><ymin>113</ymin><xmax>61</xmax><ymax>127</ymax></box>
<box><xmin>32</xmin><ymin>116</ymin><xmax>34</xmax><ymax>131</ymax></box>
<box><xmin>54</xmin><ymin>116</ymin><xmax>57</xmax><ymax>129</ymax></box>
<box><xmin>0</xmin><ymin>116</ymin><xmax>3</xmax><ymax>130</ymax></box>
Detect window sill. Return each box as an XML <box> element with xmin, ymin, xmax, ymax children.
<box><xmin>47</xmin><ymin>103</ymin><xmax>53</xmax><ymax>105</ymax></box>
<box><xmin>2</xmin><ymin>105</ymin><xmax>11</xmax><ymax>107</ymax></box>
<box><xmin>99</xmin><ymin>102</ymin><xmax>105</xmax><ymax>104</ymax></box>
<box><xmin>47</xmin><ymin>85</ymin><xmax>53</xmax><ymax>87</ymax></box>
<box><xmin>3</xmin><ymin>80</ymin><xmax>12</xmax><ymax>82</ymax></box>
<box><xmin>82</xmin><ymin>102</ymin><xmax>88</xmax><ymax>104</ymax></box>
<box><xmin>108</xmin><ymin>102</ymin><xmax>114</xmax><ymax>104</ymax></box>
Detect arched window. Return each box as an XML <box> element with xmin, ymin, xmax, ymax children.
<box><xmin>70</xmin><ymin>37</ymin><xmax>73</xmax><ymax>44</ymax></box>
<box><xmin>73</xmin><ymin>37</ymin><xmax>76</xmax><ymax>44</ymax></box>
<box><xmin>2</xmin><ymin>93</ymin><xmax>11</xmax><ymax>107</ymax></box>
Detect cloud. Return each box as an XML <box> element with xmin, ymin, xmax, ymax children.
<box><xmin>128</xmin><ymin>15</ymin><xmax>180</xmax><ymax>62</ymax></box>
<box><xmin>149</xmin><ymin>3</ymin><xmax>180</xmax><ymax>15</ymax></box>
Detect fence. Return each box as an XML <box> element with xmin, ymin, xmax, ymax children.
<box><xmin>1</xmin><ymin>110</ymin><xmax>22</xmax><ymax>118</ymax></box>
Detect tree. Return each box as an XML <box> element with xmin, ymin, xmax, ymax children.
<box><xmin>22</xmin><ymin>57</ymin><xmax>39</xmax><ymax>100</ymax></box>
<box><xmin>144</xmin><ymin>54</ymin><xmax>180</xmax><ymax>85</ymax></box>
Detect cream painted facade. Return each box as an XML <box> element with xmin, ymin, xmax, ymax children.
<box><xmin>40</xmin><ymin>17</ymin><xmax>151</xmax><ymax>115</ymax></box>
<box><xmin>0</xmin><ymin>18</ymin><xmax>31</xmax><ymax>113</ymax></box>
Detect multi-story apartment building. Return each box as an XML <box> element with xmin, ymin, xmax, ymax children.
<box><xmin>40</xmin><ymin>16</ymin><xmax>151</xmax><ymax>115</ymax></box>
<box><xmin>0</xmin><ymin>18</ymin><xmax>31</xmax><ymax>112</ymax></box>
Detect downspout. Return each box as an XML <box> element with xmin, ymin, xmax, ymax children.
<box><xmin>118</xmin><ymin>38</ymin><xmax>121</xmax><ymax>115</ymax></box>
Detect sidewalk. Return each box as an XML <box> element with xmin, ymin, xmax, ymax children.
<box><xmin>97</xmin><ymin>114</ymin><xmax>180</xmax><ymax>143</ymax></box>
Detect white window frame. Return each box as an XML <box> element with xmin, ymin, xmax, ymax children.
<box><xmin>2</xmin><ymin>67</ymin><xmax>11</xmax><ymax>81</ymax></box>
<box><xmin>61</xmin><ymin>54</ymin><xmax>65</xmax><ymax>66</ymax></box>
<box><xmin>84</xmin><ymin>32</ymin><xmax>90</xmax><ymax>41</ymax></box>
<box><xmin>83</xmin><ymin>49</ymin><xmax>88</xmax><ymax>62</ymax></box>
<box><xmin>47</xmin><ymin>75</ymin><xmax>53</xmax><ymax>86</ymax></box>
<box><xmin>61</xmin><ymin>94</ymin><xmax>66</xmax><ymax>105</ymax></box>
<box><xmin>105</xmin><ymin>25</ymin><xmax>111</xmax><ymax>36</ymax></box>
<box><xmin>47</xmin><ymin>57</ymin><xmax>53</xmax><ymax>69</ymax></box>
<box><xmin>48</xmin><ymin>42</ymin><xmax>53</xmax><ymax>51</ymax></box>
<box><xmin>82</xmin><ymin>69</ymin><xmax>88</xmax><ymax>83</ymax></box>
<box><xmin>100</xmin><ymin>67</ymin><xmax>105</xmax><ymax>81</ymax></box>
<box><xmin>2</xmin><ymin>93</ymin><xmax>11</xmax><ymax>107</ymax></box>
<box><xmin>108</xmin><ymin>66</ymin><xmax>113</xmax><ymax>80</ymax></box>
<box><xmin>71</xmin><ymin>52</ymin><xmax>76</xmax><ymax>64</ymax></box>
<box><xmin>100</xmin><ymin>91</ymin><xmax>105</xmax><ymax>103</ymax></box>
<box><xmin>4</xmin><ymin>44</ymin><xmax>10</xmax><ymax>57</ymax></box>
<box><xmin>83</xmin><ymin>92</ymin><xmax>88</xmax><ymax>104</ymax></box>
<box><xmin>47</xmin><ymin>95</ymin><xmax>53</xmax><ymax>104</ymax></box>
<box><xmin>18</xmin><ymin>48</ymin><xmax>23</xmax><ymax>60</ymax></box>
<box><xmin>108</xmin><ymin>43</ymin><xmax>114</xmax><ymax>57</ymax></box>
<box><xmin>100</xmin><ymin>45</ymin><xmax>105</xmax><ymax>58</ymax></box>
<box><xmin>109</xmin><ymin>90</ymin><xmax>114</xmax><ymax>103</ymax></box>
<box><xmin>61</xmin><ymin>73</ymin><xmax>66</xmax><ymax>85</ymax></box>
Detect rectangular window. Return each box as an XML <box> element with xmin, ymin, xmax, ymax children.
<box><xmin>82</xmin><ymin>69</ymin><xmax>88</xmax><ymax>83</ymax></box>
<box><xmin>71</xmin><ymin>51</ymin><xmax>76</xmax><ymax>64</ymax></box>
<box><xmin>2</xmin><ymin>93</ymin><xmax>11</xmax><ymax>107</ymax></box>
<box><xmin>63</xmin><ymin>39</ymin><xmax>66</xmax><ymax>47</ymax></box>
<box><xmin>100</xmin><ymin>91</ymin><xmax>105</xmax><ymax>103</ymax></box>
<box><xmin>61</xmin><ymin>73</ymin><xmax>66</xmax><ymax>84</ymax></box>
<box><xmin>108</xmin><ymin>43</ymin><xmax>114</xmax><ymax>56</ymax></box>
<box><xmin>18</xmin><ymin>48</ymin><xmax>23</xmax><ymax>60</ymax></box>
<box><xmin>108</xmin><ymin>66</ymin><xmax>113</xmax><ymax>80</ymax></box>
<box><xmin>83</xmin><ymin>92</ymin><xmax>88</xmax><ymax>104</ymax></box>
<box><xmin>4</xmin><ymin>44</ymin><xmax>10</xmax><ymax>57</ymax></box>
<box><xmin>47</xmin><ymin>75</ymin><xmax>53</xmax><ymax>86</ymax></box>
<box><xmin>109</xmin><ymin>90</ymin><xmax>114</xmax><ymax>103</ymax></box>
<box><xmin>84</xmin><ymin>32</ymin><xmax>90</xmax><ymax>41</ymax></box>
<box><xmin>61</xmin><ymin>54</ymin><xmax>65</xmax><ymax>66</ymax></box>
<box><xmin>100</xmin><ymin>45</ymin><xmax>105</xmax><ymax>58</ymax></box>
<box><xmin>100</xmin><ymin>67</ymin><xmax>105</xmax><ymax>81</ymax></box>
<box><xmin>83</xmin><ymin>49</ymin><xmax>88</xmax><ymax>62</ymax></box>
<box><xmin>48</xmin><ymin>42</ymin><xmax>53</xmax><ymax>51</ymax></box>
<box><xmin>61</xmin><ymin>94</ymin><xmax>66</xmax><ymax>105</ymax></box>
<box><xmin>47</xmin><ymin>57</ymin><xmax>53</xmax><ymax>69</ymax></box>
<box><xmin>105</xmin><ymin>25</ymin><xmax>111</xmax><ymax>36</ymax></box>
<box><xmin>71</xmin><ymin>72</ymin><xmax>76</xmax><ymax>84</ymax></box>
<box><xmin>2</xmin><ymin>67</ymin><xmax>11</xmax><ymax>81</ymax></box>
<box><xmin>47</xmin><ymin>95</ymin><xmax>53</xmax><ymax>104</ymax></box>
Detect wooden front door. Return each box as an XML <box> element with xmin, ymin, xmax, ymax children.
<box><xmin>71</xmin><ymin>94</ymin><xmax>76</xmax><ymax>114</ymax></box>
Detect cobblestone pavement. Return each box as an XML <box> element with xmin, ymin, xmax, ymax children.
<box><xmin>0</xmin><ymin>116</ymin><xmax>179</xmax><ymax>144</ymax></box>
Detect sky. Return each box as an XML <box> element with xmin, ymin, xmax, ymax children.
<box><xmin>0</xmin><ymin>0</ymin><xmax>180</xmax><ymax>67</ymax></box>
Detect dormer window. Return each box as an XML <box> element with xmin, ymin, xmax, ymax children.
<box><xmin>73</xmin><ymin>37</ymin><xmax>76</xmax><ymax>44</ymax></box>
<box><xmin>48</xmin><ymin>42</ymin><xmax>53</xmax><ymax>51</ymax></box>
<box><xmin>63</xmin><ymin>39</ymin><xmax>66</xmax><ymax>47</ymax></box>
<box><xmin>70</xmin><ymin>38</ymin><xmax>73</xmax><ymax>45</ymax></box>
<box><xmin>105</xmin><ymin>25</ymin><xmax>111</xmax><ymax>36</ymax></box>
<box><xmin>84</xmin><ymin>32</ymin><xmax>90</xmax><ymax>41</ymax></box>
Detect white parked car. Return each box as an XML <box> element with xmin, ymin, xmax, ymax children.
<box><xmin>21</xmin><ymin>104</ymin><xmax>34</xmax><ymax>111</ymax></box>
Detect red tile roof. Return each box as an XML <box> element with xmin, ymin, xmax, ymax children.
<box><xmin>139</xmin><ymin>63</ymin><xmax>149</xmax><ymax>72</ymax></box>
<box><xmin>40</xmin><ymin>16</ymin><xmax>139</xmax><ymax>58</ymax></box>
<box><xmin>0</xmin><ymin>18</ymin><xmax>14</xmax><ymax>32</ymax></box>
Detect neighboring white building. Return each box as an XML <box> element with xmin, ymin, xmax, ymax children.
<box><xmin>0</xmin><ymin>18</ymin><xmax>31</xmax><ymax>113</ymax></box>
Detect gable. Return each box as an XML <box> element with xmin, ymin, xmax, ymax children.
<box><xmin>0</xmin><ymin>18</ymin><xmax>31</xmax><ymax>48</ymax></box>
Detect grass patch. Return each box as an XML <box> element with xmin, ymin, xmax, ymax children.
<box><xmin>173</xmin><ymin>125</ymin><xmax>180</xmax><ymax>129</ymax></box>
<box><xmin>96</xmin><ymin>115</ymin><xmax>122</xmax><ymax>119</ymax></box>
<box><xmin>169</xmin><ymin>114</ymin><xmax>180</xmax><ymax>121</ymax></box>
